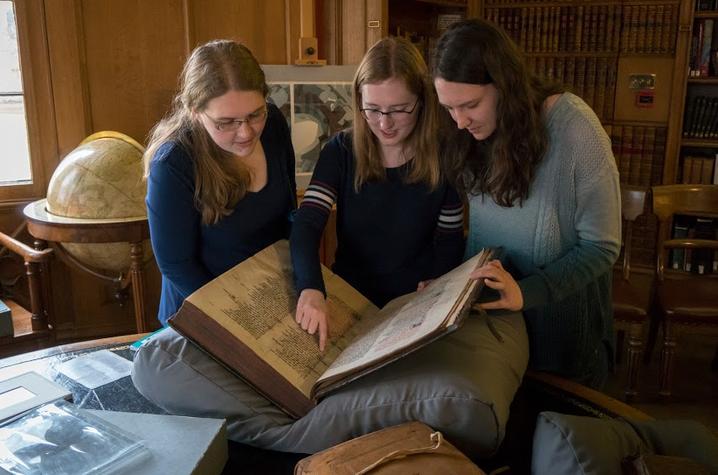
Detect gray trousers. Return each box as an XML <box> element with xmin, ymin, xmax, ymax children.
<box><xmin>131</xmin><ymin>312</ymin><xmax>528</xmax><ymax>456</ymax></box>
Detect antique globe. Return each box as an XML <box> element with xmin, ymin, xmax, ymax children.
<box><xmin>41</xmin><ymin>131</ymin><xmax>152</xmax><ymax>273</ymax></box>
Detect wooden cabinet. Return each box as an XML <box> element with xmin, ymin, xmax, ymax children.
<box><xmin>332</xmin><ymin>0</ymin><xmax>480</xmax><ymax>64</ymax></box>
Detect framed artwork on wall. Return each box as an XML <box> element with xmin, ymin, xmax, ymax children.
<box><xmin>264</xmin><ymin>65</ymin><xmax>356</xmax><ymax>190</ymax></box>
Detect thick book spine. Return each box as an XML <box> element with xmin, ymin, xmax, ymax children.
<box><xmin>630</xmin><ymin>126</ymin><xmax>644</xmax><ymax>186</ymax></box>
<box><xmin>610</xmin><ymin>124</ymin><xmax>623</xmax><ymax>173</ymax></box>
<box><xmin>641</xmin><ymin>127</ymin><xmax>656</xmax><ymax>187</ymax></box>
<box><xmin>700</xmin><ymin>19</ymin><xmax>714</xmax><ymax>77</ymax></box>
<box><xmin>652</xmin><ymin>128</ymin><xmax>667</xmax><ymax>185</ymax></box>
<box><xmin>169</xmin><ymin>302</ymin><xmax>314</xmax><ymax>419</ymax></box>
<box><xmin>620</xmin><ymin>125</ymin><xmax>634</xmax><ymax>183</ymax></box>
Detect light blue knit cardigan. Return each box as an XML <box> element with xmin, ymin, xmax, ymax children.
<box><xmin>466</xmin><ymin>93</ymin><xmax>621</xmax><ymax>385</ymax></box>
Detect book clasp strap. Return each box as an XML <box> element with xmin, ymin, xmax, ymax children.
<box><xmin>355</xmin><ymin>431</ymin><xmax>445</xmax><ymax>475</ymax></box>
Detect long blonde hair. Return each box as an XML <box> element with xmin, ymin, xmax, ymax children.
<box><xmin>144</xmin><ymin>40</ymin><xmax>269</xmax><ymax>225</ymax></box>
<box><xmin>352</xmin><ymin>37</ymin><xmax>441</xmax><ymax>190</ymax></box>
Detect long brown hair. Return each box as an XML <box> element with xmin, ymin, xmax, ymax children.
<box><xmin>352</xmin><ymin>37</ymin><xmax>441</xmax><ymax>190</ymax></box>
<box><xmin>433</xmin><ymin>19</ymin><xmax>563</xmax><ymax>207</ymax></box>
<box><xmin>144</xmin><ymin>40</ymin><xmax>269</xmax><ymax>225</ymax></box>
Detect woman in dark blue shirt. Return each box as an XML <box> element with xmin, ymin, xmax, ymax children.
<box><xmin>144</xmin><ymin>40</ymin><xmax>296</xmax><ymax>326</ymax></box>
<box><xmin>290</xmin><ymin>37</ymin><xmax>465</xmax><ymax>350</ymax></box>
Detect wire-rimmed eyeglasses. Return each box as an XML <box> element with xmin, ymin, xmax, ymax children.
<box><xmin>360</xmin><ymin>98</ymin><xmax>420</xmax><ymax>123</ymax></box>
<box><xmin>204</xmin><ymin>106</ymin><xmax>268</xmax><ymax>132</ymax></box>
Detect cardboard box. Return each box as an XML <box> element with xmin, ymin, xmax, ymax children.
<box><xmin>89</xmin><ymin>410</ymin><xmax>227</xmax><ymax>475</ymax></box>
<box><xmin>0</xmin><ymin>299</ymin><xmax>12</xmax><ymax>338</ymax></box>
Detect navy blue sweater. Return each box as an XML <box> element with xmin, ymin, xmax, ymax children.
<box><xmin>147</xmin><ymin>104</ymin><xmax>296</xmax><ymax>325</ymax></box>
<box><xmin>290</xmin><ymin>131</ymin><xmax>465</xmax><ymax>307</ymax></box>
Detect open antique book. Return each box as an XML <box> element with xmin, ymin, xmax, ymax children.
<box><xmin>169</xmin><ymin>240</ymin><xmax>496</xmax><ymax>418</ymax></box>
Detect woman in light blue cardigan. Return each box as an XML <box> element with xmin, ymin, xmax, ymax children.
<box><xmin>433</xmin><ymin>19</ymin><xmax>621</xmax><ymax>388</ymax></box>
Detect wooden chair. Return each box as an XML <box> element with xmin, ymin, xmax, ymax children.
<box><xmin>612</xmin><ymin>185</ymin><xmax>654</xmax><ymax>400</ymax></box>
<box><xmin>652</xmin><ymin>184</ymin><xmax>718</xmax><ymax>398</ymax></box>
<box><xmin>0</xmin><ymin>223</ymin><xmax>54</xmax><ymax>355</ymax></box>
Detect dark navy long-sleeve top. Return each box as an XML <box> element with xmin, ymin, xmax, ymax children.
<box><xmin>147</xmin><ymin>104</ymin><xmax>296</xmax><ymax>325</ymax></box>
<box><xmin>290</xmin><ymin>131</ymin><xmax>465</xmax><ymax>308</ymax></box>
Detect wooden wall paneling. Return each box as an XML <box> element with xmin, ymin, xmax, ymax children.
<box><xmin>81</xmin><ymin>0</ymin><xmax>187</xmax><ymax>144</ymax></box>
<box><xmin>285</xmin><ymin>0</ymin><xmax>301</xmax><ymax>65</ymax></box>
<box><xmin>51</xmin><ymin>266</ymin><xmax>133</xmax><ymax>341</ymax></box>
<box><xmin>366</xmin><ymin>0</ymin><xmax>388</xmax><ymax>51</ymax></box>
<box><xmin>44</xmin><ymin>0</ymin><xmax>91</xmax><ymax>160</ymax></box>
<box><xmin>614</xmin><ymin>57</ymin><xmax>675</xmax><ymax>123</ymax></box>
<box><xmin>0</xmin><ymin>202</ymin><xmax>29</xmax><ymax>236</ymax></box>
<box><xmin>342</xmin><ymin>1</ymin><xmax>367</xmax><ymax>64</ymax></box>
<box><xmin>181</xmin><ymin>0</ymin><xmax>194</xmax><ymax>56</ymax></box>
<box><xmin>317</xmin><ymin>0</ymin><xmax>341</xmax><ymax>64</ymax></box>
<box><xmin>188</xmin><ymin>0</ymin><xmax>289</xmax><ymax>64</ymax></box>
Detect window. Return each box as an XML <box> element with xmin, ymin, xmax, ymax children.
<box><xmin>0</xmin><ymin>0</ymin><xmax>55</xmax><ymax>202</ymax></box>
<box><xmin>0</xmin><ymin>1</ymin><xmax>31</xmax><ymax>186</ymax></box>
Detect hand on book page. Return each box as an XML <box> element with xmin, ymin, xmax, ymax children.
<box><xmin>296</xmin><ymin>288</ymin><xmax>329</xmax><ymax>351</ymax></box>
<box><xmin>469</xmin><ymin>259</ymin><xmax>523</xmax><ymax>311</ymax></box>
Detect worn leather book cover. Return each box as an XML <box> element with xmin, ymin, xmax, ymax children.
<box><xmin>169</xmin><ymin>240</ymin><xmax>495</xmax><ymax>418</ymax></box>
<box><xmin>294</xmin><ymin>421</ymin><xmax>485</xmax><ymax>475</ymax></box>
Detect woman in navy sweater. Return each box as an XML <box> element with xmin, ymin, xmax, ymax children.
<box><xmin>145</xmin><ymin>40</ymin><xmax>296</xmax><ymax>326</ymax></box>
<box><xmin>290</xmin><ymin>37</ymin><xmax>465</xmax><ymax>350</ymax></box>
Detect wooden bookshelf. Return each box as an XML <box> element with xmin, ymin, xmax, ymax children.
<box><xmin>669</xmin><ymin>0</ymin><xmax>718</xmax><ymax>188</ymax></box>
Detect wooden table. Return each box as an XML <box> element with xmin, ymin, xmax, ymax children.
<box><xmin>23</xmin><ymin>199</ymin><xmax>151</xmax><ymax>333</ymax></box>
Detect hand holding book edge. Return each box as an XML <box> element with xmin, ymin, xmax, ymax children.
<box><xmin>469</xmin><ymin>259</ymin><xmax>524</xmax><ymax>311</ymax></box>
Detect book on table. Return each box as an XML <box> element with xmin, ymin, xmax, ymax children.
<box><xmin>168</xmin><ymin>239</ymin><xmax>497</xmax><ymax>419</ymax></box>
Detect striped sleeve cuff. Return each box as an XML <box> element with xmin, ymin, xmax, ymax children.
<box><xmin>437</xmin><ymin>203</ymin><xmax>464</xmax><ymax>232</ymax></box>
<box><xmin>300</xmin><ymin>180</ymin><xmax>337</xmax><ymax>214</ymax></box>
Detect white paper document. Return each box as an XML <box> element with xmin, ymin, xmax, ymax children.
<box><xmin>57</xmin><ymin>350</ymin><xmax>132</xmax><ymax>389</ymax></box>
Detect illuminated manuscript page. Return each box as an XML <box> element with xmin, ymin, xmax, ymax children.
<box><xmin>316</xmin><ymin>251</ymin><xmax>486</xmax><ymax>384</ymax></box>
<box><xmin>185</xmin><ymin>241</ymin><xmax>377</xmax><ymax>398</ymax></box>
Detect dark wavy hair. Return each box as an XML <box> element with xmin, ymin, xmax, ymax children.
<box><xmin>433</xmin><ymin>19</ymin><xmax>563</xmax><ymax>207</ymax></box>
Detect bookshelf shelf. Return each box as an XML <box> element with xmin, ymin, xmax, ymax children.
<box><xmin>416</xmin><ymin>0</ymin><xmax>468</xmax><ymax>7</ymax></box>
<box><xmin>687</xmin><ymin>77</ymin><xmax>718</xmax><ymax>84</ymax></box>
<box><xmin>694</xmin><ymin>11</ymin><xmax>718</xmax><ymax>18</ymax></box>
<box><xmin>681</xmin><ymin>138</ymin><xmax>718</xmax><ymax>148</ymax></box>
<box><xmin>486</xmin><ymin>1</ymin><xmax>623</xmax><ymax>8</ymax></box>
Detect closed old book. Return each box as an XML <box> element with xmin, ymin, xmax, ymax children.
<box><xmin>169</xmin><ymin>240</ymin><xmax>496</xmax><ymax>418</ymax></box>
<box><xmin>294</xmin><ymin>422</ymin><xmax>485</xmax><ymax>475</ymax></box>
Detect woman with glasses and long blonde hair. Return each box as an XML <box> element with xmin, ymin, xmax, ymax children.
<box><xmin>290</xmin><ymin>37</ymin><xmax>465</xmax><ymax>350</ymax></box>
<box><xmin>143</xmin><ymin>39</ymin><xmax>296</xmax><ymax>327</ymax></box>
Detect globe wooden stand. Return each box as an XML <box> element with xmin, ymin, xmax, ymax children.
<box><xmin>23</xmin><ymin>200</ymin><xmax>151</xmax><ymax>333</ymax></box>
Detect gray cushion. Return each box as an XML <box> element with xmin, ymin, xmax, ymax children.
<box><xmin>532</xmin><ymin>412</ymin><xmax>718</xmax><ymax>475</ymax></box>
<box><xmin>532</xmin><ymin>412</ymin><xmax>647</xmax><ymax>475</ymax></box>
<box><xmin>631</xmin><ymin>419</ymin><xmax>718</xmax><ymax>473</ymax></box>
<box><xmin>132</xmin><ymin>311</ymin><xmax>528</xmax><ymax>455</ymax></box>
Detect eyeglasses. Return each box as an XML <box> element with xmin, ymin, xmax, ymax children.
<box><xmin>204</xmin><ymin>107</ymin><xmax>268</xmax><ymax>132</ymax></box>
<box><xmin>360</xmin><ymin>99</ymin><xmax>420</xmax><ymax>123</ymax></box>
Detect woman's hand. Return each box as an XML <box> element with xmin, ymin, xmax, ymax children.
<box><xmin>417</xmin><ymin>279</ymin><xmax>434</xmax><ymax>291</ymax></box>
<box><xmin>470</xmin><ymin>260</ymin><xmax>524</xmax><ymax>311</ymax></box>
<box><xmin>295</xmin><ymin>288</ymin><xmax>329</xmax><ymax>351</ymax></box>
